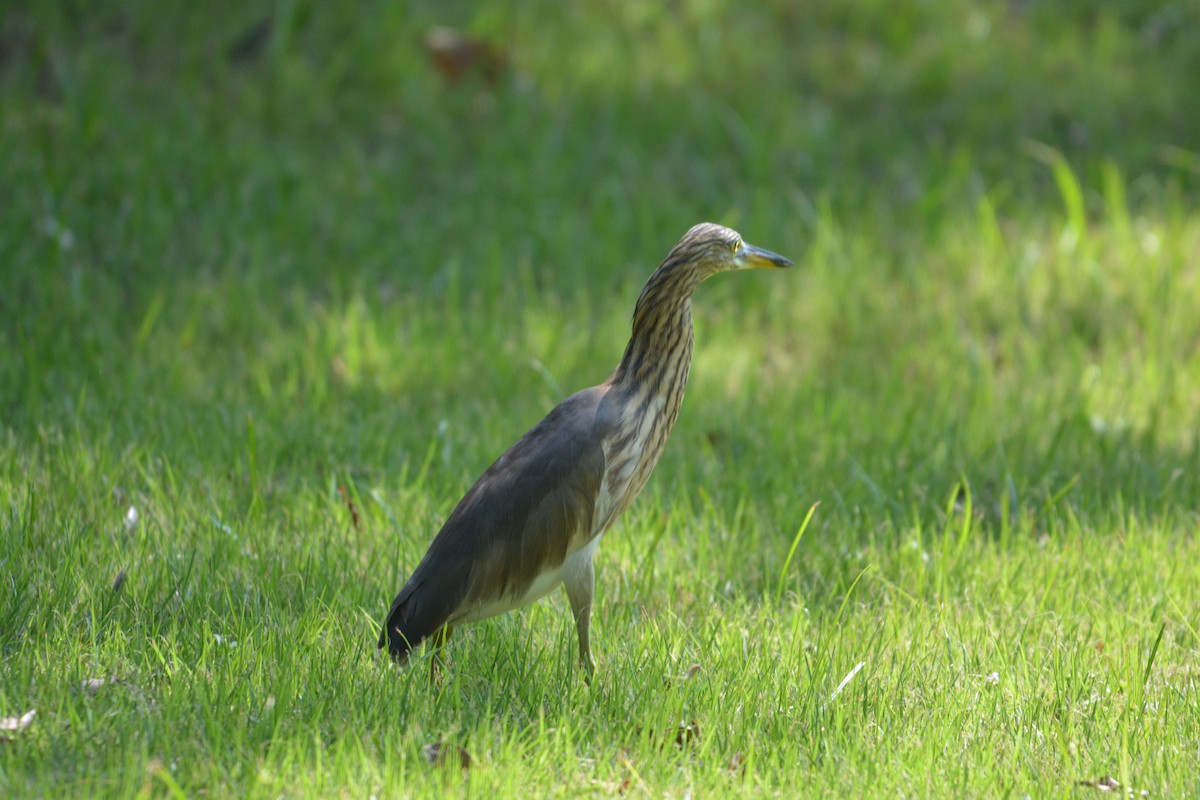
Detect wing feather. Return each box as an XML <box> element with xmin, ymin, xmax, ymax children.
<box><xmin>379</xmin><ymin>386</ymin><xmax>610</xmax><ymax>658</ymax></box>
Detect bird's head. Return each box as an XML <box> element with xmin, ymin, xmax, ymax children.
<box><xmin>661</xmin><ymin>222</ymin><xmax>793</xmax><ymax>284</ymax></box>
<box><xmin>630</xmin><ymin>222</ymin><xmax>793</xmax><ymax>334</ymax></box>
<box><xmin>620</xmin><ymin>222</ymin><xmax>793</xmax><ymax>375</ymax></box>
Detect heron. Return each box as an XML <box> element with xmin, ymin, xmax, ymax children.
<box><xmin>379</xmin><ymin>222</ymin><xmax>792</xmax><ymax>677</ymax></box>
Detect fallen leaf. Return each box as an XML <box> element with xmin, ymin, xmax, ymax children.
<box><xmin>728</xmin><ymin>752</ymin><xmax>748</xmax><ymax>777</ymax></box>
<box><xmin>674</xmin><ymin>720</ymin><xmax>700</xmax><ymax>749</ymax></box>
<box><xmin>422</xmin><ymin>741</ymin><xmax>470</xmax><ymax>770</ymax></box>
<box><xmin>423</xmin><ymin>27</ymin><xmax>506</xmax><ymax>84</ymax></box>
<box><xmin>0</xmin><ymin>709</ymin><xmax>35</xmax><ymax>740</ymax></box>
<box><xmin>615</xmin><ymin>749</ymin><xmax>646</xmax><ymax>794</ymax></box>
<box><xmin>663</xmin><ymin>662</ymin><xmax>702</xmax><ymax>688</ymax></box>
<box><xmin>338</xmin><ymin>484</ymin><xmax>360</xmax><ymax>529</ymax></box>
<box><xmin>1076</xmin><ymin>775</ymin><xmax>1148</xmax><ymax>795</ymax></box>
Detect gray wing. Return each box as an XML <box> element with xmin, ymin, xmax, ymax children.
<box><xmin>379</xmin><ymin>385</ymin><xmax>610</xmax><ymax>658</ymax></box>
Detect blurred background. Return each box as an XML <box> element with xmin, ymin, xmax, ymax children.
<box><xmin>3</xmin><ymin>0</ymin><xmax>1199</xmax><ymax>534</ymax></box>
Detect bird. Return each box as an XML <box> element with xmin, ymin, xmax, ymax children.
<box><xmin>379</xmin><ymin>222</ymin><xmax>792</xmax><ymax>677</ymax></box>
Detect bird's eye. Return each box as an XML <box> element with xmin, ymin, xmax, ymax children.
<box><xmin>731</xmin><ymin>239</ymin><xmax>742</xmax><ymax>252</ymax></box>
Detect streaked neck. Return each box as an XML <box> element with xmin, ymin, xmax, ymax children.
<box><xmin>611</xmin><ymin>265</ymin><xmax>698</xmax><ymax>391</ymax></box>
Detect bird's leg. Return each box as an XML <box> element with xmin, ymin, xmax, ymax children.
<box><xmin>564</xmin><ymin>559</ymin><xmax>595</xmax><ymax>681</ymax></box>
<box><xmin>428</xmin><ymin>625</ymin><xmax>454</xmax><ymax>686</ymax></box>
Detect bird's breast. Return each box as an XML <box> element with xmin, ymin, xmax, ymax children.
<box><xmin>594</xmin><ymin>390</ymin><xmax>677</xmax><ymax>533</ymax></box>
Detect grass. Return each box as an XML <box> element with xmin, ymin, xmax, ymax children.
<box><xmin>2</xmin><ymin>0</ymin><xmax>1200</xmax><ymax>796</ymax></box>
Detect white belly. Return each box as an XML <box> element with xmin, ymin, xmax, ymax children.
<box><xmin>451</xmin><ymin>536</ymin><xmax>602</xmax><ymax>625</ymax></box>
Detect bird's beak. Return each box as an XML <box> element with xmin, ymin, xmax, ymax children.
<box><xmin>735</xmin><ymin>243</ymin><xmax>793</xmax><ymax>270</ymax></box>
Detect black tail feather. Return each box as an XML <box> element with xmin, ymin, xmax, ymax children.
<box><xmin>378</xmin><ymin>577</ymin><xmax>461</xmax><ymax>663</ymax></box>
<box><xmin>380</xmin><ymin>537</ymin><xmax>473</xmax><ymax>664</ymax></box>
<box><xmin>379</xmin><ymin>595</ymin><xmax>421</xmax><ymax>662</ymax></box>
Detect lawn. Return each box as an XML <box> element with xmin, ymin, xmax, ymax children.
<box><xmin>2</xmin><ymin>1</ymin><xmax>1199</xmax><ymax>797</ymax></box>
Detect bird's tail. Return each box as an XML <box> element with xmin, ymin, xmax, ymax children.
<box><xmin>378</xmin><ymin>601</ymin><xmax>419</xmax><ymax>663</ymax></box>
<box><xmin>380</xmin><ymin>580</ymin><xmax>460</xmax><ymax>663</ymax></box>
<box><xmin>380</xmin><ymin>560</ymin><xmax>467</xmax><ymax>663</ymax></box>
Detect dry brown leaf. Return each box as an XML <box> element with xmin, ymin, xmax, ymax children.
<box><xmin>423</xmin><ymin>27</ymin><xmax>506</xmax><ymax>84</ymax></box>
<box><xmin>663</xmin><ymin>662</ymin><xmax>702</xmax><ymax>689</ymax></box>
<box><xmin>631</xmin><ymin>719</ymin><xmax>703</xmax><ymax>751</ymax></box>
<box><xmin>615</xmin><ymin>750</ymin><xmax>646</xmax><ymax>795</ymax></box>
<box><xmin>674</xmin><ymin>720</ymin><xmax>701</xmax><ymax>749</ymax></box>
<box><xmin>1076</xmin><ymin>776</ymin><xmax>1147</xmax><ymax>795</ymax></box>
<box><xmin>1077</xmin><ymin>776</ymin><xmax>1120</xmax><ymax>791</ymax></box>
<box><xmin>422</xmin><ymin>741</ymin><xmax>471</xmax><ymax>770</ymax></box>
<box><xmin>338</xmin><ymin>484</ymin><xmax>360</xmax><ymax>529</ymax></box>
